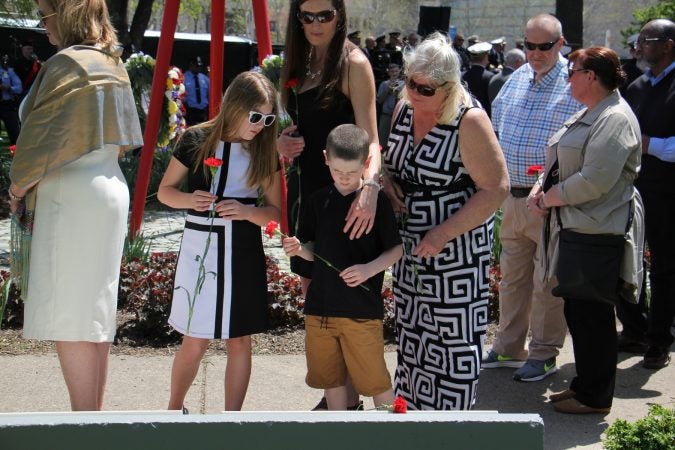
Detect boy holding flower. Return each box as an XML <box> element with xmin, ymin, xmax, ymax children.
<box><xmin>282</xmin><ymin>124</ymin><xmax>402</xmax><ymax>410</ymax></box>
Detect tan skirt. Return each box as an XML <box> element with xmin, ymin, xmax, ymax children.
<box><xmin>23</xmin><ymin>145</ymin><xmax>128</xmax><ymax>342</ymax></box>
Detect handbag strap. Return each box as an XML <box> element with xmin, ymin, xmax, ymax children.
<box><xmin>556</xmin><ymin>193</ymin><xmax>634</xmax><ymax>234</ymax></box>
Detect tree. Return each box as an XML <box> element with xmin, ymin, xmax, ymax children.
<box><xmin>621</xmin><ymin>0</ymin><xmax>675</xmax><ymax>45</ymax></box>
<box><xmin>0</xmin><ymin>0</ymin><xmax>36</xmax><ymax>25</ymax></box>
<box><xmin>106</xmin><ymin>0</ymin><xmax>155</xmax><ymax>51</ymax></box>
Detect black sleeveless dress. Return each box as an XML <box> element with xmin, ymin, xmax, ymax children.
<box><xmin>286</xmin><ymin>86</ymin><xmax>355</xmax><ymax>278</ymax></box>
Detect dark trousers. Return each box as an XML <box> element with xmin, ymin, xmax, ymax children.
<box><xmin>185</xmin><ymin>106</ymin><xmax>208</xmax><ymax>126</ymax></box>
<box><xmin>641</xmin><ymin>187</ymin><xmax>675</xmax><ymax>348</ymax></box>
<box><xmin>0</xmin><ymin>101</ymin><xmax>20</xmax><ymax>145</ymax></box>
<box><xmin>615</xmin><ymin>259</ymin><xmax>648</xmax><ymax>339</ymax></box>
<box><xmin>564</xmin><ymin>298</ymin><xmax>617</xmax><ymax>409</ymax></box>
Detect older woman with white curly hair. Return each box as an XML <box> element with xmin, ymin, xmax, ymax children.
<box><xmin>383</xmin><ymin>32</ymin><xmax>509</xmax><ymax>410</ymax></box>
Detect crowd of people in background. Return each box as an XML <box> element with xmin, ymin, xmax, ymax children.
<box><xmin>5</xmin><ymin>0</ymin><xmax>673</xmax><ymax>423</ymax></box>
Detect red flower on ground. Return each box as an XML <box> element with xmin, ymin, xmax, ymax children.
<box><xmin>526</xmin><ymin>164</ymin><xmax>544</xmax><ymax>176</ymax></box>
<box><xmin>392</xmin><ymin>396</ymin><xmax>407</xmax><ymax>413</ymax></box>
<box><xmin>284</xmin><ymin>78</ymin><xmax>299</xmax><ymax>90</ymax></box>
<box><xmin>265</xmin><ymin>220</ymin><xmax>280</xmax><ymax>239</ymax></box>
<box><xmin>204</xmin><ymin>157</ymin><xmax>224</xmax><ymax>168</ymax></box>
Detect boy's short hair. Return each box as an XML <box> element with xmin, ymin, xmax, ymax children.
<box><xmin>325</xmin><ymin>124</ymin><xmax>370</xmax><ymax>163</ymax></box>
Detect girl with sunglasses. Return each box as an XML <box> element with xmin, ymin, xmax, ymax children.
<box><xmin>278</xmin><ymin>0</ymin><xmax>380</xmax><ymax>410</ymax></box>
<box><xmin>382</xmin><ymin>32</ymin><xmax>509</xmax><ymax>410</ymax></box>
<box><xmin>158</xmin><ymin>71</ymin><xmax>281</xmax><ymax>411</ymax></box>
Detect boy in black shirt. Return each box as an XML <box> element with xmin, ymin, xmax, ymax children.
<box><xmin>283</xmin><ymin>124</ymin><xmax>403</xmax><ymax>410</ymax></box>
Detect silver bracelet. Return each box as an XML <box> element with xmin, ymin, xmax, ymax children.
<box><xmin>362</xmin><ymin>179</ymin><xmax>382</xmax><ymax>191</ymax></box>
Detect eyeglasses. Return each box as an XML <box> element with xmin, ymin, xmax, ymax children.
<box><xmin>37</xmin><ymin>10</ymin><xmax>57</xmax><ymax>25</ymax></box>
<box><xmin>296</xmin><ymin>9</ymin><xmax>337</xmax><ymax>25</ymax></box>
<box><xmin>567</xmin><ymin>68</ymin><xmax>590</xmax><ymax>78</ymax></box>
<box><xmin>523</xmin><ymin>40</ymin><xmax>557</xmax><ymax>51</ymax></box>
<box><xmin>406</xmin><ymin>78</ymin><xmax>447</xmax><ymax>97</ymax></box>
<box><xmin>248</xmin><ymin>111</ymin><xmax>276</xmax><ymax>127</ymax></box>
<box><xmin>635</xmin><ymin>37</ymin><xmax>670</xmax><ymax>47</ymax></box>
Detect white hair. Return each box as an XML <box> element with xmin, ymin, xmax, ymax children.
<box><xmin>401</xmin><ymin>32</ymin><xmax>472</xmax><ymax>123</ymax></box>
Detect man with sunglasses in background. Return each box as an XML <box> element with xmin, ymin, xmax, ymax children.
<box><xmin>484</xmin><ymin>14</ymin><xmax>581</xmax><ymax>382</ymax></box>
<box><xmin>620</xmin><ymin>19</ymin><xmax>675</xmax><ymax>370</ymax></box>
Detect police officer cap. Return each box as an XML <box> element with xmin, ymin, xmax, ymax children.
<box><xmin>376</xmin><ymin>35</ymin><xmax>386</xmax><ymax>43</ymax></box>
<box><xmin>348</xmin><ymin>30</ymin><xmax>361</xmax><ymax>39</ymax></box>
<box><xmin>490</xmin><ymin>37</ymin><xmax>505</xmax><ymax>45</ymax></box>
<box><xmin>467</xmin><ymin>41</ymin><xmax>492</xmax><ymax>55</ymax></box>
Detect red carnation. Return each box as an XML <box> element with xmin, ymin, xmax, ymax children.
<box><xmin>265</xmin><ymin>220</ymin><xmax>280</xmax><ymax>239</ymax></box>
<box><xmin>392</xmin><ymin>396</ymin><xmax>407</xmax><ymax>413</ymax></box>
<box><xmin>204</xmin><ymin>157</ymin><xmax>224</xmax><ymax>168</ymax></box>
<box><xmin>284</xmin><ymin>78</ymin><xmax>299</xmax><ymax>90</ymax></box>
<box><xmin>526</xmin><ymin>164</ymin><xmax>544</xmax><ymax>176</ymax></box>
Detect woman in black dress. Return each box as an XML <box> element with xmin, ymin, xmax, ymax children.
<box><xmin>277</xmin><ymin>0</ymin><xmax>381</xmax><ymax>409</ymax></box>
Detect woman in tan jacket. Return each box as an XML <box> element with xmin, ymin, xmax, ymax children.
<box><xmin>526</xmin><ymin>47</ymin><xmax>642</xmax><ymax>414</ymax></box>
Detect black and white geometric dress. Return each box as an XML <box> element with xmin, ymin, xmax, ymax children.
<box><xmin>169</xmin><ymin>136</ymin><xmax>269</xmax><ymax>340</ymax></box>
<box><xmin>384</xmin><ymin>103</ymin><xmax>493</xmax><ymax>410</ymax></box>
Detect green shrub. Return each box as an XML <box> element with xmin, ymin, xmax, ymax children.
<box><xmin>119</xmin><ymin>147</ymin><xmax>173</xmax><ymax>204</ymax></box>
<box><xmin>603</xmin><ymin>404</ymin><xmax>675</xmax><ymax>450</ymax></box>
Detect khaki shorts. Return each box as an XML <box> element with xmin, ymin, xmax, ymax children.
<box><xmin>305</xmin><ymin>315</ymin><xmax>392</xmax><ymax>396</ymax></box>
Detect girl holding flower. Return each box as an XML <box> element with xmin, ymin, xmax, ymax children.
<box><xmin>158</xmin><ymin>71</ymin><xmax>281</xmax><ymax>411</ymax></box>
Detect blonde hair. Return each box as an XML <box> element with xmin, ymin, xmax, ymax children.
<box><xmin>43</xmin><ymin>0</ymin><xmax>117</xmax><ymax>52</ymax></box>
<box><xmin>187</xmin><ymin>71</ymin><xmax>279</xmax><ymax>190</ymax></box>
<box><xmin>401</xmin><ymin>32</ymin><xmax>472</xmax><ymax>124</ymax></box>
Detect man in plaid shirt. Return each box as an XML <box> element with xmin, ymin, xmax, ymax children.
<box><xmin>484</xmin><ymin>13</ymin><xmax>581</xmax><ymax>382</ymax></box>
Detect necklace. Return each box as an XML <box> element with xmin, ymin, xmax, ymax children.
<box><xmin>305</xmin><ymin>46</ymin><xmax>322</xmax><ymax>80</ymax></box>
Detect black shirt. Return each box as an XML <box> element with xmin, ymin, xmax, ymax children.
<box><xmin>298</xmin><ymin>185</ymin><xmax>402</xmax><ymax>319</ymax></box>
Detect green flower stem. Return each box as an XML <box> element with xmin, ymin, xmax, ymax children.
<box><xmin>399</xmin><ymin>212</ymin><xmax>428</xmax><ymax>296</ymax></box>
<box><xmin>185</xmin><ymin>167</ymin><xmax>218</xmax><ymax>333</ymax></box>
<box><xmin>274</xmin><ymin>230</ymin><xmax>370</xmax><ymax>292</ymax></box>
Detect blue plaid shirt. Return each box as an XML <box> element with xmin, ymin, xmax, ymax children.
<box><xmin>492</xmin><ymin>56</ymin><xmax>582</xmax><ymax>187</ymax></box>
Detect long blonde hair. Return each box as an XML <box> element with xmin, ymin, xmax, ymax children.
<box><xmin>401</xmin><ymin>32</ymin><xmax>472</xmax><ymax>123</ymax></box>
<box><xmin>186</xmin><ymin>71</ymin><xmax>278</xmax><ymax>190</ymax></box>
<box><xmin>43</xmin><ymin>0</ymin><xmax>117</xmax><ymax>53</ymax></box>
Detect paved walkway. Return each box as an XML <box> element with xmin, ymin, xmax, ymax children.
<box><xmin>0</xmin><ymin>208</ymin><xmax>673</xmax><ymax>450</ymax></box>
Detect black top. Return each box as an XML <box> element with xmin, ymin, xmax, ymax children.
<box><xmin>287</xmin><ymin>86</ymin><xmax>355</xmax><ymax>198</ymax></box>
<box><xmin>298</xmin><ymin>186</ymin><xmax>402</xmax><ymax>319</ymax></box>
<box><xmin>462</xmin><ymin>65</ymin><xmax>495</xmax><ymax>117</ymax></box>
<box><xmin>625</xmin><ymin>69</ymin><xmax>675</xmax><ymax>192</ymax></box>
<box><xmin>172</xmin><ymin>128</ymin><xmax>236</xmax><ymax>214</ymax></box>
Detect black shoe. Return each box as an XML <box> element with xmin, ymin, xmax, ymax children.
<box><xmin>617</xmin><ymin>334</ymin><xmax>648</xmax><ymax>354</ymax></box>
<box><xmin>312</xmin><ymin>397</ymin><xmax>328</xmax><ymax>410</ymax></box>
<box><xmin>642</xmin><ymin>346</ymin><xmax>671</xmax><ymax>369</ymax></box>
<box><xmin>311</xmin><ymin>397</ymin><xmax>363</xmax><ymax>411</ymax></box>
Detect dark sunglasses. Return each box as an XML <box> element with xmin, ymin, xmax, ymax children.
<box><xmin>567</xmin><ymin>68</ymin><xmax>590</xmax><ymax>78</ymax></box>
<box><xmin>296</xmin><ymin>9</ymin><xmax>337</xmax><ymax>25</ymax></box>
<box><xmin>636</xmin><ymin>37</ymin><xmax>670</xmax><ymax>47</ymax></box>
<box><xmin>406</xmin><ymin>77</ymin><xmax>447</xmax><ymax>97</ymax></box>
<box><xmin>523</xmin><ymin>40</ymin><xmax>557</xmax><ymax>51</ymax></box>
<box><xmin>249</xmin><ymin>111</ymin><xmax>276</xmax><ymax>127</ymax></box>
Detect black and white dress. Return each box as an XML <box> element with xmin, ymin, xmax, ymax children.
<box><xmin>169</xmin><ymin>132</ymin><xmax>269</xmax><ymax>339</ymax></box>
<box><xmin>384</xmin><ymin>103</ymin><xmax>492</xmax><ymax>410</ymax></box>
